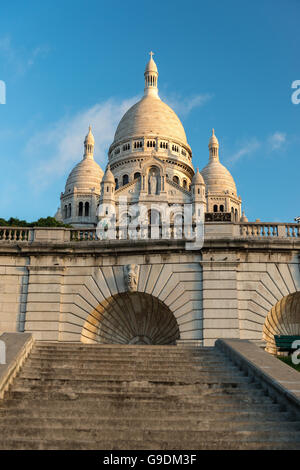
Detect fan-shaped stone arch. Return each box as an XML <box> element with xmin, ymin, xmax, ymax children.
<box><xmin>263</xmin><ymin>291</ymin><xmax>300</xmax><ymax>354</ymax></box>
<box><xmin>80</xmin><ymin>292</ymin><xmax>180</xmax><ymax>345</ymax></box>
<box><xmin>58</xmin><ymin>263</ymin><xmax>202</xmax><ymax>343</ymax></box>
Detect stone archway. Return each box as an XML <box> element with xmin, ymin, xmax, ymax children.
<box><xmin>80</xmin><ymin>292</ymin><xmax>180</xmax><ymax>345</ymax></box>
<box><xmin>263</xmin><ymin>291</ymin><xmax>300</xmax><ymax>354</ymax></box>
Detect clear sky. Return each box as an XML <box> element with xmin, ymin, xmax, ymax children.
<box><xmin>0</xmin><ymin>0</ymin><xmax>299</xmax><ymax>223</ymax></box>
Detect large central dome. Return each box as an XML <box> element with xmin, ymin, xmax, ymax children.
<box><xmin>112</xmin><ymin>52</ymin><xmax>188</xmax><ymax>148</ymax></box>
<box><xmin>113</xmin><ymin>94</ymin><xmax>188</xmax><ymax>145</ymax></box>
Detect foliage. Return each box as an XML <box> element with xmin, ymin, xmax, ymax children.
<box><xmin>0</xmin><ymin>216</ymin><xmax>71</xmax><ymax>228</ymax></box>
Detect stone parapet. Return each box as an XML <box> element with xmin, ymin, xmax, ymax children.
<box><xmin>0</xmin><ymin>333</ymin><xmax>33</xmax><ymax>399</ymax></box>
<box><xmin>216</xmin><ymin>339</ymin><xmax>300</xmax><ymax>419</ymax></box>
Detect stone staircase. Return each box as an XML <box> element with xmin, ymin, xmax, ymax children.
<box><xmin>0</xmin><ymin>342</ymin><xmax>300</xmax><ymax>450</ymax></box>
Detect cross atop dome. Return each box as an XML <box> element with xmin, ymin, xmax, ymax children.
<box><xmin>149</xmin><ymin>51</ymin><xmax>154</xmax><ymax>59</ymax></box>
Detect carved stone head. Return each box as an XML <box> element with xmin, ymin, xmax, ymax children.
<box><xmin>124</xmin><ymin>264</ymin><xmax>139</xmax><ymax>292</ymax></box>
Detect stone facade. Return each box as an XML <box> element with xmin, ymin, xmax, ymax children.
<box><xmin>0</xmin><ymin>224</ymin><xmax>299</xmax><ymax>347</ymax></box>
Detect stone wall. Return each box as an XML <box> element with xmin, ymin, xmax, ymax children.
<box><xmin>0</xmin><ymin>225</ymin><xmax>299</xmax><ymax>346</ymax></box>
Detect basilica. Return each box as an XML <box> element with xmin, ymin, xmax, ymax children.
<box><xmin>56</xmin><ymin>53</ymin><xmax>246</xmax><ymax>230</ymax></box>
<box><xmin>0</xmin><ymin>53</ymin><xmax>298</xmax><ymax>351</ymax></box>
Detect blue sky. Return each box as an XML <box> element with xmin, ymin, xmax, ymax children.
<box><xmin>0</xmin><ymin>0</ymin><xmax>299</xmax><ymax>222</ymax></box>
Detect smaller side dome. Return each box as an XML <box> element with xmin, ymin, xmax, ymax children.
<box><xmin>103</xmin><ymin>165</ymin><xmax>115</xmax><ymax>183</ymax></box>
<box><xmin>65</xmin><ymin>158</ymin><xmax>103</xmax><ymax>194</ymax></box>
<box><xmin>64</xmin><ymin>127</ymin><xmax>103</xmax><ymax>194</ymax></box>
<box><xmin>192</xmin><ymin>168</ymin><xmax>205</xmax><ymax>185</ymax></box>
<box><xmin>240</xmin><ymin>211</ymin><xmax>248</xmax><ymax>222</ymax></box>
<box><xmin>201</xmin><ymin>129</ymin><xmax>238</xmax><ymax>195</ymax></box>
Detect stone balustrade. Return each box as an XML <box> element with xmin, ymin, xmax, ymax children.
<box><xmin>0</xmin><ymin>227</ymin><xmax>33</xmax><ymax>242</ymax></box>
<box><xmin>240</xmin><ymin>223</ymin><xmax>300</xmax><ymax>238</ymax></box>
<box><xmin>0</xmin><ymin>222</ymin><xmax>299</xmax><ymax>244</ymax></box>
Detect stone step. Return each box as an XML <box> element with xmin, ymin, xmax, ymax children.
<box><xmin>31</xmin><ymin>349</ymin><xmax>216</xmax><ymax>357</ymax></box>
<box><xmin>33</xmin><ymin>343</ymin><xmax>214</xmax><ymax>351</ymax></box>
<box><xmin>27</xmin><ymin>349</ymin><xmax>222</xmax><ymax>357</ymax></box>
<box><xmin>0</xmin><ymin>426</ymin><xmax>299</xmax><ymax>444</ymax></box>
<box><xmin>30</xmin><ymin>352</ymin><xmax>220</xmax><ymax>360</ymax></box>
<box><xmin>0</xmin><ymin>407</ymin><xmax>292</xmax><ymax>422</ymax></box>
<box><xmin>0</xmin><ymin>397</ymin><xmax>282</xmax><ymax>412</ymax></box>
<box><xmin>19</xmin><ymin>365</ymin><xmax>240</xmax><ymax>377</ymax></box>
<box><xmin>13</xmin><ymin>375</ymin><xmax>252</xmax><ymax>386</ymax></box>
<box><xmin>7</xmin><ymin>381</ymin><xmax>265</xmax><ymax>400</ymax></box>
<box><xmin>30</xmin><ymin>348</ymin><xmax>218</xmax><ymax>356</ymax></box>
<box><xmin>0</xmin><ymin>437</ymin><xmax>298</xmax><ymax>450</ymax></box>
<box><xmin>0</xmin><ymin>342</ymin><xmax>297</xmax><ymax>450</ymax></box>
<box><xmin>0</xmin><ymin>416</ymin><xmax>299</xmax><ymax>432</ymax></box>
<box><xmin>7</xmin><ymin>385</ymin><xmax>268</xmax><ymax>402</ymax></box>
<box><xmin>7</xmin><ymin>388</ymin><xmax>272</xmax><ymax>408</ymax></box>
<box><xmin>22</xmin><ymin>360</ymin><xmax>235</xmax><ymax>371</ymax></box>
<box><xmin>20</xmin><ymin>358</ymin><xmax>241</xmax><ymax>368</ymax></box>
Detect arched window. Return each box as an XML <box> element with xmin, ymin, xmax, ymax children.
<box><xmin>220</xmin><ymin>205</ymin><xmax>224</xmax><ymax>212</ymax></box>
<box><xmin>183</xmin><ymin>179</ymin><xmax>187</xmax><ymax>189</ymax></box>
<box><xmin>235</xmin><ymin>209</ymin><xmax>238</xmax><ymax>221</ymax></box>
<box><xmin>122</xmin><ymin>174</ymin><xmax>129</xmax><ymax>185</ymax></box>
<box><xmin>64</xmin><ymin>205</ymin><xmax>68</xmax><ymax>219</ymax></box>
<box><xmin>85</xmin><ymin>202</ymin><xmax>89</xmax><ymax>217</ymax></box>
<box><xmin>78</xmin><ymin>202</ymin><xmax>83</xmax><ymax>217</ymax></box>
<box><xmin>68</xmin><ymin>203</ymin><xmax>72</xmax><ymax>218</ymax></box>
<box><xmin>173</xmin><ymin>176</ymin><xmax>179</xmax><ymax>185</ymax></box>
<box><xmin>148</xmin><ymin>209</ymin><xmax>161</xmax><ymax>225</ymax></box>
<box><xmin>115</xmin><ymin>178</ymin><xmax>119</xmax><ymax>190</ymax></box>
<box><xmin>134</xmin><ymin>172</ymin><xmax>141</xmax><ymax>180</ymax></box>
<box><xmin>213</xmin><ymin>204</ymin><xmax>218</xmax><ymax>212</ymax></box>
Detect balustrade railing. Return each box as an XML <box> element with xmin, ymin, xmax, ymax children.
<box><xmin>0</xmin><ymin>222</ymin><xmax>298</xmax><ymax>244</ymax></box>
<box><xmin>285</xmin><ymin>224</ymin><xmax>300</xmax><ymax>238</ymax></box>
<box><xmin>240</xmin><ymin>223</ymin><xmax>300</xmax><ymax>238</ymax></box>
<box><xmin>69</xmin><ymin>224</ymin><xmax>194</xmax><ymax>242</ymax></box>
<box><xmin>0</xmin><ymin>227</ymin><xmax>32</xmax><ymax>241</ymax></box>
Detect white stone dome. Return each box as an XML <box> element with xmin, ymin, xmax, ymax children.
<box><xmin>192</xmin><ymin>168</ymin><xmax>205</xmax><ymax>185</ymax></box>
<box><xmin>113</xmin><ymin>94</ymin><xmax>188</xmax><ymax>146</ymax></box>
<box><xmin>201</xmin><ymin>160</ymin><xmax>237</xmax><ymax>195</ymax></box>
<box><xmin>65</xmin><ymin>157</ymin><xmax>103</xmax><ymax>194</ymax></box>
<box><xmin>103</xmin><ymin>165</ymin><xmax>115</xmax><ymax>183</ymax></box>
